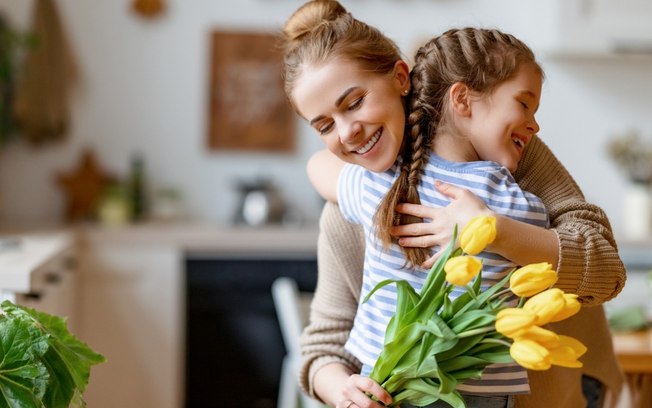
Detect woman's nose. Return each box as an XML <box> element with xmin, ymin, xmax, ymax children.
<box><xmin>338</xmin><ymin>119</ymin><xmax>362</xmax><ymax>144</ymax></box>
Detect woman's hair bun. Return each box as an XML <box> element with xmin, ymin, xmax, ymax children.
<box><xmin>283</xmin><ymin>0</ymin><xmax>347</xmax><ymax>44</ymax></box>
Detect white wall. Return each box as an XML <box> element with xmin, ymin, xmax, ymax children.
<box><xmin>0</xmin><ymin>0</ymin><xmax>650</xmax><ymax>237</ymax></box>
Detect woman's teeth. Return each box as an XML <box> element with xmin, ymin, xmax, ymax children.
<box><xmin>512</xmin><ymin>136</ymin><xmax>524</xmax><ymax>149</ymax></box>
<box><xmin>356</xmin><ymin>130</ymin><xmax>381</xmax><ymax>154</ymax></box>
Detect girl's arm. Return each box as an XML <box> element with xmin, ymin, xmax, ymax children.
<box><xmin>392</xmin><ymin>137</ymin><xmax>625</xmax><ymax>305</ymax></box>
<box><xmin>307</xmin><ymin>149</ymin><xmax>345</xmax><ymax>202</ymax></box>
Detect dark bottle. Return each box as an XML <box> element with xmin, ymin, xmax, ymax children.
<box><xmin>129</xmin><ymin>154</ymin><xmax>147</xmax><ymax>222</ymax></box>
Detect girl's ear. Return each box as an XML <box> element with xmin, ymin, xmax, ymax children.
<box><xmin>449</xmin><ymin>82</ymin><xmax>472</xmax><ymax>117</ymax></box>
<box><xmin>393</xmin><ymin>60</ymin><xmax>410</xmax><ymax>94</ymax></box>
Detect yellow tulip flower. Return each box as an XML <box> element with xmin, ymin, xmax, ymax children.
<box><xmin>444</xmin><ymin>256</ymin><xmax>482</xmax><ymax>286</ymax></box>
<box><xmin>459</xmin><ymin>215</ymin><xmax>496</xmax><ymax>255</ymax></box>
<box><xmin>523</xmin><ymin>288</ymin><xmax>566</xmax><ymax>325</ymax></box>
<box><xmin>548</xmin><ymin>293</ymin><xmax>581</xmax><ymax>323</ymax></box>
<box><xmin>509</xmin><ymin>262</ymin><xmax>558</xmax><ymax>298</ymax></box>
<box><xmin>547</xmin><ymin>335</ymin><xmax>587</xmax><ymax>368</ymax></box>
<box><xmin>510</xmin><ymin>339</ymin><xmax>551</xmax><ymax>371</ymax></box>
<box><xmin>517</xmin><ymin>325</ymin><xmax>560</xmax><ymax>348</ymax></box>
<box><xmin>495</xmin><ymin>308</ymin><xmax>536</xmax><ymax>338</ymax></box>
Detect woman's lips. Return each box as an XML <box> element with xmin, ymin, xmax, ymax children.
<box><xmin>355</xmin><ymin>128</ymin><xmax>382</xmax><ymax>154</ymax></box>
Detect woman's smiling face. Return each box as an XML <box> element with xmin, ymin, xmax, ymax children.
<box><xmin>292</xmin><ymin>58</ymin><xmax>410</xmax><ymax>173</ymax></box>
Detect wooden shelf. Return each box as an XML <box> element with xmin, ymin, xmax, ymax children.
<box><xmin>613</xmin><ymin>328</ymin><xmax>652</xmax><ymax>373</ymax></box>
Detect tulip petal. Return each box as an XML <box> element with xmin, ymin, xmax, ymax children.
<box><xmin>444</xmin><ymin>256</ymin><xmax>482</xmax><ymax>286</ymax></box>
<box><xmin>510</xmin><ymin>339</ymin><xmax>551</xmax><ymax>371</ymax></box>
<box><xmin>523</xmin><ymin>288</ymin><xmax>566</xmax><ymax>325</ymax></box>
<box><xmin>460</xmin><ymin>216</ymin><xmax>496</xmax><ymax>255</ymax></box>
<box><xmin>509</xmin><ymin>262</ymin><xmax>557</xmax><ymax>298</ymax></box>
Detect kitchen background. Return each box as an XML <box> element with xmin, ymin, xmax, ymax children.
<box><xmin>0</xmin><ymin>0</ymin><xmax>651</xmax><ymax>236</ymax></box>
<box><xmin>1</xmin><ymin>1</ymin><xmax>652</xmax><ymax>407</ymax></box>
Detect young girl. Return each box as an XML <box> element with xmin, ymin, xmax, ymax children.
<box><xmin>282</xmin><ymin>1</ymin><xmax>625</xmax><ymax>407</ymax></box>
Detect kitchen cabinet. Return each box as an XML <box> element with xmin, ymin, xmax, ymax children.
<box><xmin>76</xmin><ymin>233</ymin><xmax>182</xmax><ymax>408</ymax></box>
<box><xmin>546</xmin><ymin>0</ymin><xmax>652</xmax><ymax>57</ymax></box>
<box><xmin>73</xmin><ymin>223</ymin><xmax>318</xmax><ymax>408</ymax></box>
<box><xmin>0</xmin><ymin>232</ymin><xmax>77</xmax><ymax>332</ymax></box>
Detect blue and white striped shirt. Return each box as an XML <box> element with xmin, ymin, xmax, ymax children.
<box><xmin>337</xmin><ymin>154</ymin><xmax>549</xmax><ymax>395</ymax></box>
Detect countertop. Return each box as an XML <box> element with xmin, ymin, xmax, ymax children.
<box><xmin>0</xmin><ymin>232</ymin><xmax>73</xmax><ymax>293</ymax></box>
<box><xmin>0</xmin><ymin>223</ymin><xmax>320</xmax><ymax>296</ymax></box>
<box><xmin>74</xmin><ymin>222</ymin><xmax>320</xmax><ymax>256</ymax></box>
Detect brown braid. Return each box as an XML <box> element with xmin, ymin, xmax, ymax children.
<box><xmin>375</xmin><ymin>27</ymin><xmax>543</xmax><ymax>268</ymax></box>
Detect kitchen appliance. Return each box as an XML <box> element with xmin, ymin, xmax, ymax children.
<box><xmin>233</xmin><ymin>179</ymin><xmax>286</xmax><ymax>227</ymax></box>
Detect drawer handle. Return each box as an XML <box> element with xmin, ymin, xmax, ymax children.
<box><xmin>23</xmin><ymin>292</ymin><xmax>42</xmax><ymax>301</ymax></box>
<box><xmin>45</xmin><ymin>272</ymin><xmax>62</xmax><ymax>284</ymax></box>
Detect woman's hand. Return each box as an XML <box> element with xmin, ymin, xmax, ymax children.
<box><xmin>390</xmin><ymin>181</ymin><xmax>493</xmax><ymax>268</ymax></box>
<box><xmin>314</xmin><ymin>363</ymin><xmax>392</xmax><ymax>408</ymax></box>
<box><xmin>334</xmin><ymin>374</ymin><xmax>392</xmax><ymax>408</ymax></box>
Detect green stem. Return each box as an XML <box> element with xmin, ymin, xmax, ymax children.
<box><xmin>464</xmin><ymin>283</ymin><xmax>478</xmax><ymax>301</ymax></box>
<box><xmin>480</xmin><ymin>337</ymin><xmax>513</xmax><ymax>348</ymax></box>
<box><xmin>517</xmin><ymin>297</ymin><xmax>526</xmax><ymax>308</ymax></box>
<box><xmin>458</xmin><ymin>326</ymin><xmax>495</xmax><ymax>338</ymax></box>
<box><xmin>489</xmin><ymin>288</ymin><xmax>512</xmax><ymax>301</ymax></box>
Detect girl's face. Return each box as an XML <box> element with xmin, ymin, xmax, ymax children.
<box><xmin>292</xmin><ymin>58</ymin><xmax>410</xmax><ymax>173</ymax></box>
<box><xmin>466</xmin><ymin>61</ymin><xmax>542</xmax><ymax>174</ymax></box>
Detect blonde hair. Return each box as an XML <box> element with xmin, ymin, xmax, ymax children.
<box><xmin>376</xmin><ymin>28</ymin><xmax>544</xmax><ymax>267</ymax></box>
<box><xmin>281</xmin><ymin>0</ymin><xmax>402</xmax><ymax>106</ymax></box>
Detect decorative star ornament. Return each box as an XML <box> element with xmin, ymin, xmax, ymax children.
<box><xmin>55</xmin><ymin>150</ymin><xmax>115</xmax><ymax>222</ymax></box>
<box><xmin>132</xmin><ymin>0</ymin><xmax>166</xmax><ymax>19</ymax></box>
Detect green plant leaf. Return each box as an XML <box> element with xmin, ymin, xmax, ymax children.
<box><xmin>385</xmin><ymin>280</ymin><xmax>420</xmax><ymax>342</ymax></box>
<box><xmin>395</xmin><ymin>377</ymin><xmax>465</xmax><ymax>408</ymax></box>
<box><xmin>1</xmin><ymin>301</ymin><xmax>106</xmax><ymax>408</ymax></box>
<box><xmin>370</xmin><ymin>321</ymin><xmax>427</xmax><ymax>383</ymax></box>
<box><xmin>449</xmin><ymin>310</ymin><xmax>496</xmax><ymax>334</ymax></box>
<box><xmin>453</xmin><ymin>271</ymin><xmax>512</xmax><ymax>317</ymax></box>
<box><xmin>437</xmin><ymin>335</ymin><xmax>484</xmax><ymax>362</ymax></box>
<box><xmin>438</xmin><ymin>355</ymin><xmax>491</xmax><ymax>373</ymax></box>
<box><xmin>0</xmin><ymin>316</ymin><xmax>50</xmax><ymax>408</ymax></box>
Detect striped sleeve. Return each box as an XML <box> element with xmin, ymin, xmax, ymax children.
<box><xmin>337</xmin><ymin>163</ymin><xmax>365</xmax><ymax>225</ymax></box>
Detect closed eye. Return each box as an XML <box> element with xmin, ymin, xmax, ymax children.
<box><xmin>348</xmin><ymin>96</ymin><xmax>364</xmax><ymax>111</ymax></box>
<box><xmin>317</xmin><ymin>120</ymin><xmax>334</xmax><ymax>135</ymax></box>
<box><xmin>520</xmin><ymin>101</ymin><xmax>529</xmax><ymax>109</ymax></box>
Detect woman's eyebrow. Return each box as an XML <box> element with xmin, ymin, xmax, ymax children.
<box><xmin>309</xmin><ymin>86</ymin><xmax>359</xmax><ymax>126</ymax></box>
<box><xmin>335</xmin><ymin>86</ymin><xmax>358</xmax><ymax>107</ymax></box>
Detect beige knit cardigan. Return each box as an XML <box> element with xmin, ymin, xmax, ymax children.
<box><xmin>300</xmin><ymin>136</ymin><xmax>627</xmax><ymax>408</ymax></box>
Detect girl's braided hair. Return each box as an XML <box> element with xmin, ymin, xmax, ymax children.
<box><xmin>375</xmin><ymin>27</ymin><xmax>543</xmax><ymax>268</ymax></box>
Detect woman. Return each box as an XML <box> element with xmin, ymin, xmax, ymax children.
<box><xmin>281</xmin><ymin>1</ymin><xmax>626</xmax><ymax>407</ymax></box>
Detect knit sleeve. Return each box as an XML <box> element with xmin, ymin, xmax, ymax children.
<box><xmin>299</xmin><ymin>201</ymin><xmax>364</xmax><ymax>398</ymax></box>
<box><xmin>513</xmin><ymin>137</ymin><xmax>626</xmax><ymax>305</ymax></box>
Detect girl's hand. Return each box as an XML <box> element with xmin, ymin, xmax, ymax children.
<box><xmin>336</xmin><ymin>374</ymin><xmax>392</xmax><ymax>408</ymax></box>
<box><xmin>391</xmin><ymin>181</ymin><xmax>493</xmax><ymax>268</ymax></box>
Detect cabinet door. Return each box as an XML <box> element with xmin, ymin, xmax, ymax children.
<box><xmin>15</xmin><ymin>250</ymin><xmax>78</xmax><ymax>333</ymax></box>
<box><xmin>78</xmin><ymin>244</ymin><xmax>182</xmax><ymax>408</ymax></box>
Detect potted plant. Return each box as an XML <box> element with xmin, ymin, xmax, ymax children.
<box><xmin>0</xmin><ymin>301</ymin><xmax>105</xmax><ymax>407</ymax></box>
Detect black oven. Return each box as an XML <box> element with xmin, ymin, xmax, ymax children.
<box><xmin>184</xmin><ymin>252</ymin><xmax>317</xmax><ymax>408</ymax></box>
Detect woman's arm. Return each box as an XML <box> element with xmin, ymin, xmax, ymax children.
<box><xmin>300</xmin><ymin>202</ymin><xmax>392</xmax><ymax>407</ymax></box>
<box><xmin>513</xmin><ymin>136</ymin><xmax>626</xmax><ymax>305</ymax></box>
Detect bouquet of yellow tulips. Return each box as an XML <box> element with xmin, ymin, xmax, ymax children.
<box><xmin>365</xmin><ymin>215</ymin><xmax>586</xmax><ymax>408</ymax></box>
